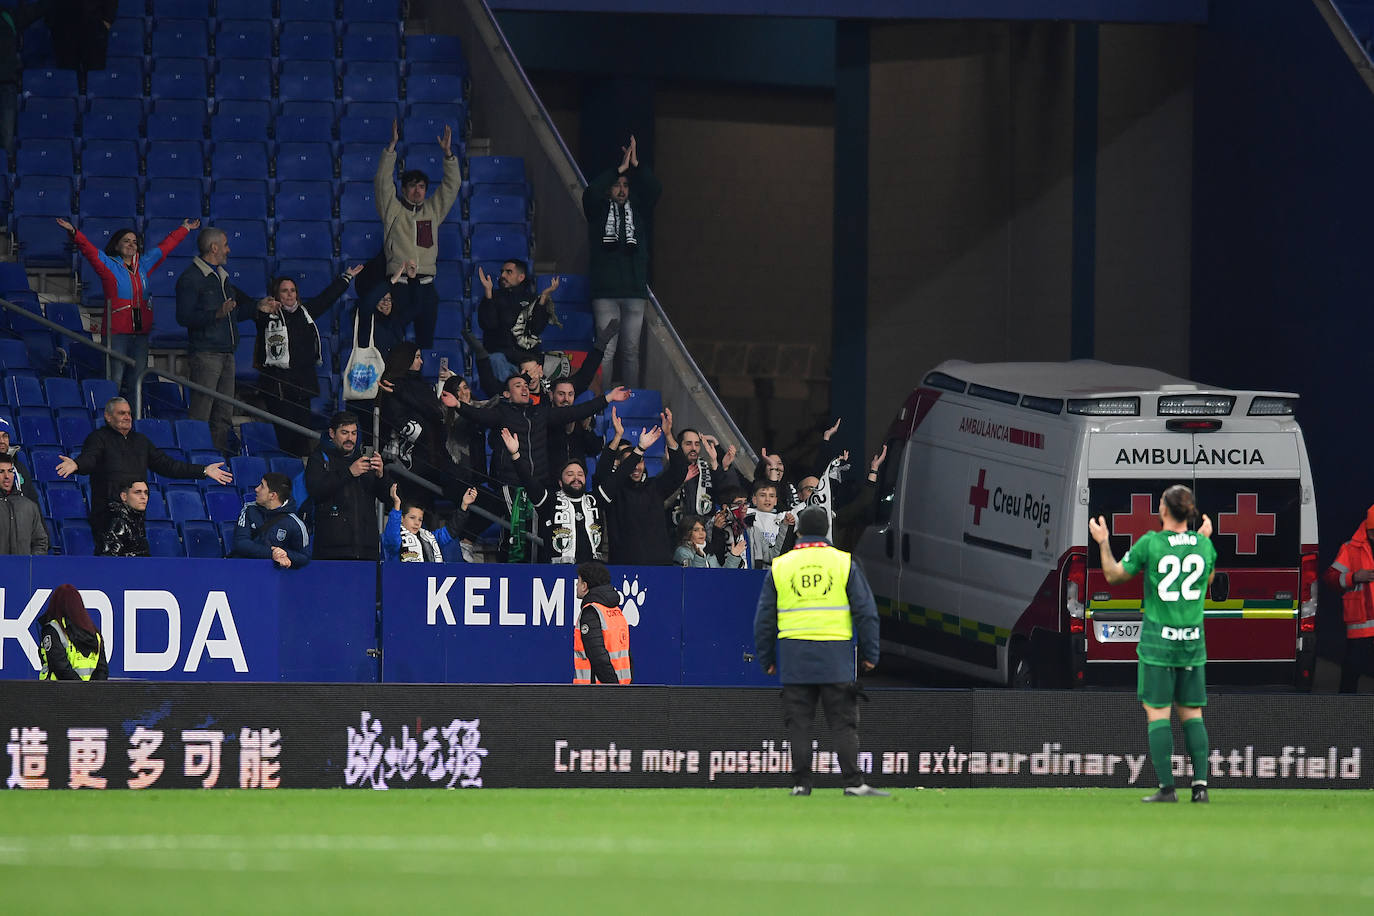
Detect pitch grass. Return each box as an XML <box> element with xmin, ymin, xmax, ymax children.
<box><xmin>3</xmin><ymin>788</ymin><xmax>1374</xmax><ymax>914</ymax></box>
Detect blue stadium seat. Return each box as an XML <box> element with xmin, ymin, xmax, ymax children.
<box><xmin>276</xmin><ymin>182</ymin><xmax>334</xmax><ymax>222</ymax></box>
<box><xmin>546</xmin><ymin>273</ymin><xmax>590</xmax><ymax>305</ymax></box>
<box><xmin>404</xmin><ymin>34</ymin><xmax>465</xmax><ymax>65</ymax></box>
<box><xmin>277</xmin><ymin>19</ymin><xmax>337</xmax><ymax>61</ymax></box>
<box><xmin>13</xmin><ymin>220</ymin><xmax>68</xmax><ymax>265</ymax></box>
<box><xmin>235</xmin><ymin>335</ymin><xmax>259</xmax><ymax>384</ymax></box>
<box><xmin>403</xmin><ymin>104</ymin><xmax>464</xmax><ymax>147</ymax></box>
<box><xmin>106</xmin><ymin>19</ymin><xmax>146</xmax><ymax>59</ymax></box>
<box><xmin>80</xmin><ymin>140</ymin><xmax>140</xmax><ymax>178</ymax></box>
<box><xmin>209</xmin><ymin>180</ymin><xmax>270</xmax><ymax>222</ymax></box>
<box><xmin>433</xmin><ymin>268</ymin><xmax>465</xmax><ymax>304</ymax></box>
<box><xmin>85</xmin><ymin>57</ymin><xmax>145</xmax><ymax>100</ymax></box>
<box><xmin>280</xmin><ymin>0</ymin><xmax>337</xmax><ymax>21</ymax></box>
<box><xmin>151</xmin><ymin>58</ymin><xmax>209</xmax><ymax>101</ymax></box>
<box><xmin>149</xmin><ymin>288</ymin><xmax>191</xmax><ymax>348</ymax></box>
<box><xmin>151</xmin><ymin>20</ymin><xmax>209</xmax><ymax>61</ymax></box>
<box><xmin>83</xmin><ymin>379</ymin><xmax>118</xmax><ymax>415</ymax></box>
<box><xmin>147</xmin><ymin>99</ymin><xmax>208</xmax><ymax>141</ymax></box>
<box><xmin>82</xmin><ymin>98</ymin><xmax>144</xmax><ymax>140</ymax></box>
<box><xmin>434</xmin><ymin>304</ymin><xmax>466</xmax><ymax>341</ymax></box>
<box><xmin>405</xmin><ymin>67</ymin><xmax>464</xmax><ymax>105</ymax></box>
<box><xmin>42</xmin><ymin>378</ymin><xmax>83</xmax><ymax>410</ymax></box>
<box><xmin>467</xmin><ymin>193</ymin><xmax>527</xmax><ymax>225</ymax></box>
<box><xmin>269</xmin><ymin>455</ymin><xmax>305</xmax><ymax>478</ymax></box>
<box><xmin>341</xmin><ymin>62</ymin><xmax>398</xmax><ymax>103</ymax></box>
<box><xmin>17</xmin><ymin>97</ymin><xmax>76</xmax><ymax>138</ymax></box>
<box><xmin>60</xmin><ymin>521</ymin><xmax>95</xmax><ymax>557</ymax></box>
<box><xmin>46</xmin><ymin>302</ymin><xmax>87</xmax><ymax>338</ymax></box>
<box><xmin>339</xmin><ymin>223</ymin><xmax>381</xmax><ymax>261</ymax></box>
<box><xmin>182</xmin><ymin>519</ymin><xmax>223</xmax><ymax>557</ymax></box>
<box><xmin>28</xmin><ymin>448</ymin><xmax>63</xmax><ymax>483</ymax></box>
<box><xmin>400</xmin><ymin>147</ymin><xmax>445</xmax><ymax>186</ymax></box>
<box><xmin>467</xmin><ymin>156</ymin><xmax>525</xmax><ymax>185</ymax></box>
<box><xmin>18</xmin><ymin>414</ymin><xmax>58</xmax><ymax>447</ymax></box>
<box><xmin>276</xmin><ymin>142</ymin><xmax>334</xmax><ymax>182</ymax></box>
<box><xmin>204</xmin><ymin>488</ymin><xmax>244</xmax><ymax>524</ymax></box>
<box><xmin>276</xmin><ymin>102</ymin><xmax>337</xmax><ymax>144</ymax></box>
<box><xmin>46</xmin><ymin>482</ymin><xmax>87</xmax><ymax>521</ymax></box>
<box><xmin>337</xmin><ymin>182</ymin><xmax>376</xmax><ymax>222</ymax></box>
<box><xmin>616</xmin><ymin>388</ymin><xmax>663</xmax><ymax>421</ymax></box>
<box><xmin>143</xmin><ymin>488</ymin><xmax>168</xmax><ymax>521</ymax></box>
<box><xmin>210</xmin><ymin>141</ymin><xmax>270</xmax><ymax>181</ymax></box>
<box><xmin>144</xmin><ymin>178</ymin><xmax>204</xmax><ymax>220</ymax></box>
<box><xmin>135</xmin><ymin>417</ymin><xmax>176</xmax><ymax>449</ymax></box>
<box><xmin>342</xmin><ymin>22</ymin><xmax>399</xmax><ymax>61</ymax></box>
<box><xmin>174</xmin><ymin>419</ymin><xmax>215</xmax><ymax>452</ymax></box>
<box><xmin>13</xmin><ymin>176</ymin><xmax>72</xmax><ymax>218</ymax></box>
<box><xmin>80</xmin><ymin>178</ymin><xmax>139</xmax><ymax>219</ymax></box>
<box><xmin>16</xmin><ymin>138</ymin><xmax>74</xmax><ymax>176</ymax></box>
<box><xmin>153</xmin><ymin>0</ymin><xmax>212</xmax><ymax>18</ymax></box>
<box><xmin>146</xmin><ymin>521</ymin><xmax>185</xmax><ymax>557</ymax></box>
<box><xmin>214</xmin><ymin>59</ymin><xmax>274</xmax><ymax>104</ymax></box>
<box><xmin>57</xmin><ymin>415</ymin><xmax>93</xmax><ymax>453</ymax></box>
<box><xmin>22</xmin><ymin>66</ymin><xmax>79</xmax><ymax>100</ymax></box>
<box><xmin>338</xmin><ymin>100</ymin><xmax>398</xmax><ymax>144</ymax></box>
<box><xmin>278</xmin><ymin>60</ymin><xmax>338</xmax><ymax>102</ymax></box>
<box><xmin>343</xmin><ymin>0</ymin><xmax>398</xmax><ymax>21</ymax></box>
<box><xmin>275</xmin><ymin>258</ymin><xmax>335</xmax><ymax>296</ymax></box>
<box><xmin>225</xmin><ymin>0</ymin><xmax>273</xmax><ymax>19</ymax></box>
<box><xmin>229</xmin><ymin>456</ymin><xmax>268</xmax><ymax>490</ymax></box>
<box><xmin>338</xmin><ymin>143</ymin><xmax>381</xmax><ymax>181</ymax></box>
<box><xmin>275</xmin><ymin>221</ymin><xmax>333</xmax><ymax>260</ymax></box>
<box><xmin>468</xmin><ymin>225</ymin><xmax>530</xmax><ymax>263</ymax></box>
<box><xmin>215</xmin><ymin>20</ymin><xmax>274</xmax><ymax>60</ymax></box>
<box><xmin>240</xmin><ymin>421</ymin><xmax>286</xmax><ymax>457</ymax></box>
<box><xmin>226</xmin><ymin>258</ymin><xmax>269</xmax><ymax>293</ymax></box>
<box><xmin>143</xmin><ymin>380</ymin><xmax>188</xmax><ymax>419</ymax></box>
<box><xmin>166</xmin><ymin>487</ymin><xmax>207</xmax><ymax>524</ymax></box>
<box><xmin>213</xmin><ymin>220</ymin><xmax>267</xmax><ymax>259</ymax></box>
<box><xmin>145</xmin><ymin>140</ymin><xmax>206</xmax><ymax>179</ymax></box>
<box><xmin>419</xmin><ymin>348</ymin><xmax>462</xmax><ymax>382</ymax></box>
<box><xmin>543</xmin><ymin>310</ymin><xmax>594</xmax><ymax>347</ymax></box>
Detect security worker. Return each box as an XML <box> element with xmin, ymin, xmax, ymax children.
<box><xmin>37</xmin><ymin>584</ymin><xmax>109</xmax><ymax>681</ymax></box>
<box><xmin>573</xmin><ymin>561</ymin><xmax>632</xmax><ymax>684</ymax></box>
<box><xmin>754</xmin><ymin>506</ymin><xmax>885</xmax><ymax>796</ymax></box>
<box><xmin>1324</xmin><ymin>505</ymin><xmax>1374</xmax><ymax>692</ymax></box>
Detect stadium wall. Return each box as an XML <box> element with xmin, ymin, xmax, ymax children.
<box><xmin>3</xmin><ymin>683</ymin><xmax>1367</xmax><ymax>789</ymax></box>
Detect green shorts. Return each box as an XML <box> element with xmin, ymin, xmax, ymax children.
<box><xmin>1137</xmin><ymin>661</ymin><xmax>1207</xmax><ymax>708</ymax></box>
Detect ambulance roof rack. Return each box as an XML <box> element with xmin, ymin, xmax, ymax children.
<box><xmin>924</xmin><ymin>361</ymin><xmax>1299</xmax><ymax>419</ymax></box>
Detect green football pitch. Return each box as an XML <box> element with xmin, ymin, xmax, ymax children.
<box><xmin>3</xmin><ymin>788</ymin><xmax>1373</xmax><ymax>913</ymax></box>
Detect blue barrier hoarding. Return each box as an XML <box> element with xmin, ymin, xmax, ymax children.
<box><xmin>0</xmin><ymin>558</ymin><xmax>377</xmax><ymax>682</ymax></box>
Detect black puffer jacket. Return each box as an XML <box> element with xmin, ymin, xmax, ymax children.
<box><xmin>96</xmin><ymin>500</ymin><xmax>149</xmax><ymax>557</ymax></box>
<box><xmin>378</xmin><ymin>371</ymin><xmax>446</xmax><ymax>475</ymax></box>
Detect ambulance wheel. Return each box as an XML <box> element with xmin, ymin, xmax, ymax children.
<box><xmin>1008</xmin><ymin>638</ymin><xmax>1035</xmax><ymax>689</ymax></box>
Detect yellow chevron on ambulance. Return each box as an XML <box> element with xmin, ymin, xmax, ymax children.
<box><xmin>854</xmin><ymin>361</ymin><xmax>1319</xmax><ymax>688</ymax></box>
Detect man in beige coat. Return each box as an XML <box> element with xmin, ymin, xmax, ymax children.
<box><xmin>374</xmin><ymin>119</ymin><xmax>463</xmax><ymax>348</ymax></box>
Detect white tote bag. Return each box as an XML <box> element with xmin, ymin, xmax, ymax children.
<box><xmin>342</xmin><ymin>311</ymin><xmax>385</xmax><ymax>401</ymax></box>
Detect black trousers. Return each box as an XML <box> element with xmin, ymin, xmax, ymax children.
<box><xmin>782</xmin><ymin>682</ymin><xmax>862</xmax><ymax>788</ymax></box>
<box><xmin>1340</xmin><ymin>636</ymin><xmax>1373</xmax><ymax>693</ymax></box>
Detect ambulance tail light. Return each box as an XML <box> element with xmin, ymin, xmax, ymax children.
<box><xmin>1064</xmin><ymin>553</ymin><xmax>1086</xmax><ymax>633</ymax></box>
<box><xmin>1299</xmin><ymin>552</ymin><xmax>1318</xmax><ymax>631</ymax></box>
<box><xmin>1158</xmin><ymin>395</ymin><xmax>1235</xmax><ymax>416</ymax></box>
<box><xmin>1067</xmin><ymin>397</ymin><xmax>1139</xmax><ymax>416</ymax></box>
<box><xmin>1249</xmin><ymin>397</ymin><xmax>1297</xmax><ymax>416</ymax></box>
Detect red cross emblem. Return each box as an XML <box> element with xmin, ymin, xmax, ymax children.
<box><xmin>1218</xmin><ymin>493</ymin><xmax>1276</xmax><ymax>555</ymax></box>
<box><xmin>1112</xmin><ymin>493</ymin><xmax>1160</xmax><ymax>543</ymax></box>
<box><xmin>968</xmin><ymin>469</ymin><xmax>990</xmax><ymax>524</ymax></box>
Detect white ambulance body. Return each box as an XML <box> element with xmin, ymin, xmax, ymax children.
<box><xmin>854</xmin><ymin>360</ymin><xmax>1319</xmax><ymax>688</ymax></box>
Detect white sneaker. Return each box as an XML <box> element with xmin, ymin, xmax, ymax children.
<box><xmin>789</xmin><ymin>785</ymin><xmax>811</xmax><ymax>796</ymax></box>
<box><xmin>843</xmin><ymin>784</ymin><xmax>891</xmax><ymax>797</ymax></box>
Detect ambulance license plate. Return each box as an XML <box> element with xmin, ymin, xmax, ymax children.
<box><xmin>1097</xmin><ymin>622</ymin><xmax>1142</xmax><ymax>643</ymax></box>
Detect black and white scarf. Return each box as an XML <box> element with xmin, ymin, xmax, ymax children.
<box><xmin>803</xmin><ymin>456</ymin><xmax>846</xmax><ymax>539</ymax></box>
<box><xmin>263</xmin><ymin>304</ymin><xmax>319</xmax><ymax>370</ymax></box>
<box><xmin>549</xmin><ymin>491</ymin><xmax>605</xmax><ymax>564</ymax></box>
<box><xmin>669</xmin><ymin>459</ymin><xmax>714</xmax><ymax>526</ymax></box>
<box><xmin>398</xmin><ymin>526</ymin><xmax>442</xmax><ymax>563</ymax></box>
<box><xmin>602</xmin><ymin>200</ymin><xmax>638</xmax><ymax>248</ymax></box>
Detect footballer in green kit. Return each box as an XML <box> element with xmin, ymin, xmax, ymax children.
<box><xmin>1089</xmin><ymin>484</ymin><xmax>1216</xmax><ymax>805</ymax></box>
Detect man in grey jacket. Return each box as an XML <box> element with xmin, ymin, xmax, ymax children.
<box><xmin>174</xmin><ymin>227</ymin><xmax>276</xmax><ymax>452</ymax></box>
<box><xmin>0</xmin><ymin>452</ymin><xmax>47</xmax><ymax>555</ymax></box>
<box><xmin>374</xmin><ymin>119</ymin><xmax>462</xmax><ymax>349</ymax></box>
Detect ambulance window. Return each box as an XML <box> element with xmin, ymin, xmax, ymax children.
<box><xmin>1021</xmin><ymin>395</ymin><xmax>1063</xmax><ymax>415</ymax></box>
<box><xmin>923</xmin><ymin>372</ymin><xmax>966</xmax><ymax>393</ymax></box>
<box><xmin>873</xmin><ymin>436</ymin><xmax>904</xmax><ymax>526</ymax></box>
<box><xmin>969</xmin><ymin>384</ymin><xmax>1019</xmax><ymax>405</ymax></box>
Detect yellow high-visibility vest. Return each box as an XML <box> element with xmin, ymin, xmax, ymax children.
<box><xmin>39</xmin><ymin>620</ymin><xmax>102</xmax><ymax>681</ymax></box>
<box><xmin>772</xmin><ymin>543</ymin><xmax>853</xmax><ymax>641</ymax></box>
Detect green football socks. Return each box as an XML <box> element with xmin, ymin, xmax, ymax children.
<box><xmin>1147</xmin><ymin>718</ymin><xmax>1175</xmax><ymax>789</ymax></box>
<box><xmin>1183</xmin><ymin>716</ymin><xmax>1209</xmax><ymax>785</ymax></box>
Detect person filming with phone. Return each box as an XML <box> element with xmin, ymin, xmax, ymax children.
<box><xmin>305</xmin><ymin>411</ymin><xmax>390</xmax><ymax>561</ymax></box>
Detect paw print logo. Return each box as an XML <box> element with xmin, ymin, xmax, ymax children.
<box><xmin>618</xmin><ymin>576</ymin><xmax>647</xmax><ymax>627</ymax></box>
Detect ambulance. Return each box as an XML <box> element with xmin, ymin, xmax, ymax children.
<box><xmin>853</xmin><ymin>360</ymin><xmax>1319</xmax><ymax>689</ymax></box>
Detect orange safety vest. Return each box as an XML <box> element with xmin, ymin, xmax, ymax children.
<box><xmin>1332</xmin><ymin>527</ymin><xmax>1374</xmax><ymax>639</ymax></box>
<box><xmin>573</xmin><ymin>601</ymin><xmax>632</xmax><ymax>685</ymax></box>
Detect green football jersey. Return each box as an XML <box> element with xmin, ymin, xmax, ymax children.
<box><xmin>1120</xmin><ymin>528</ymin><xmax>1217</xmax><ymax>667</ymax></box>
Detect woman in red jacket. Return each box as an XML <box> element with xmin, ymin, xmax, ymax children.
<box><xmin>56</xmin><ymin>216</ymin><xmax>199</xmax><ymax>396</ymax></box>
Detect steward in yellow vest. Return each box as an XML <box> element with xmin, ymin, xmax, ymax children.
<box><xmin>37</xmin><ymin>584</ymin><xmax>109</xmax><ymax>681</ymax></box>
<box><xmin>754</xmin><ymin>507</ymin><xmax>884</xmax><ymax>796</ymax></box>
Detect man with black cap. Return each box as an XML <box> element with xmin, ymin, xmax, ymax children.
<box><xmin>375</xmin><ymin>118</ymin><xmax>462</xmax><ymax>348</ymax></box>
<box><xmin>754</xmin><ymin>505</ymin><xmax>887</xmax><ymax>797</ymax></box>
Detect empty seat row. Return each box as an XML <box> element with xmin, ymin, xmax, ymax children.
<box><xmin>105</xmin><ymin>0</ymin><xmax>404</xmax><ymax>24</ymax></box>
<box><xmin>104</xmin><ymin>18</ymin><xmax>411</xmax><ymax>64</ymax></box>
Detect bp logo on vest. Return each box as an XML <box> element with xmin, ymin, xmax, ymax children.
<box><xmin>785</xmin><ymin>562</ymin><xmax>833</xmax><ymax>599</ymax></box>
<box><xmin>617</xmin><ymin>576</ymin><xmax>647</xmax><ymax>627</ymax></box>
